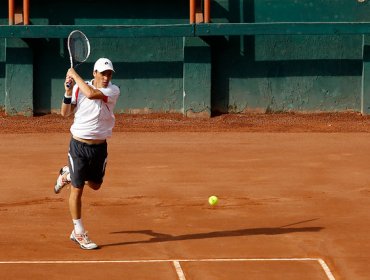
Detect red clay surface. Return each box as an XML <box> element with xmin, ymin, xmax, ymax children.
<box><xmin>0</xmin><ymin>112</ymin><xmax>370</xmax><ymax>279</ymax></box>
<box><xmin>2</xmin><ymin>111</ymin><xmax>370</xmax><ymax>133</ymax></box>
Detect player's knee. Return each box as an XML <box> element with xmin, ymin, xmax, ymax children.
<box><xmin>70</xmin><ymin>186</ymin><xmax>83</xmax><ymax>199</ymax></box>
<box><xmin>88</xmin><ymin>182</ymin><xmax>101</xmax><ymax>190</ymax></box>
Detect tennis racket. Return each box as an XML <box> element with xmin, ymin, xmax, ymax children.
<box><xmin>66</xmin><ymin>30</ymin><xmax>90</xmax><ymax>88</ymax></box>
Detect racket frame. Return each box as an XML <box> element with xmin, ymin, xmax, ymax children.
<box><xmin>66</xmin><ymin>30</ymin><xmax>91</xmax><ymax>88</ymax></box>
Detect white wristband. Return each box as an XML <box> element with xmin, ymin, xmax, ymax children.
<box><xmin>64</xmin><ymin>93</ymin><xmax>72</xmax><ymax>98</ymax></box>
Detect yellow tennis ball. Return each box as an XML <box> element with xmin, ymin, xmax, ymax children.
<box><xmin>208</xmin><ymin>195</ymin><xmax>218</xmax><ymax>206</ymax></box>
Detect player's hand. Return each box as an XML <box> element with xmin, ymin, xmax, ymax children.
<box><xmin>65</xmin><ymin>75</ymin><xmax>74</xmax><ymax>91</ymax></box>
<box><xmin>67</xmin><ymin>68</ymin><xmax>78</xmax><ymax>79</ymax></box>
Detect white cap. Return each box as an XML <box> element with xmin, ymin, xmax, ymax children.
<box><xmin>94</xmin><ymin>58</ymin><xmax>115</xmax><ymax>72</ymax></box>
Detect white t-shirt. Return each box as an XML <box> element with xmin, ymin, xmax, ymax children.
<box><xmin>70</xmin><ymin>80</ymin><xmax>120</xmax><ymax>139</ymax></box>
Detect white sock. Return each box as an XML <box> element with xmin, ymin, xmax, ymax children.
<box><xmin>73</xmin><ymin>219</ymin><xmax>85</xmax><ymax>234</ymax></box>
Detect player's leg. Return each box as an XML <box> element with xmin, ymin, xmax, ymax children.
<box><xmin>69</xmin><ymin>185</ymin><xmax>83</xmax><ymax>221</ymax></box>
<box><xmin>67</xmin><ymin>139</ymin><xmax>98</xmax><ymax>249</ymax></box>
<box><xmin>86</xmin><ymin>181</ymin><xmax>102</xmax><ymax>190</ymax></box>
<box><xmin>86</xmin><ymin>141</ymin><xmax>107</xmax><ymax>191</ymax></box>
<box><xmin>68</xmin><ymin>185</ymin><xmax>98</xmax><ymax>250</ymax></box>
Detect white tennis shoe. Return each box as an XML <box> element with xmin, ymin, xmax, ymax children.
<box><xmin>54</xmin><ymin>166</ymin><xmax>71</xmax><ymax>194</ymax></box>
<box><xmin>70</xmin><ymin>230</ymin><xmax>98</xmax><ymax>250</ymax></box>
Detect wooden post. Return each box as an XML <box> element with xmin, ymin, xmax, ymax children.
<box><xmin>23</xmin><ymin>0</ymin><xmax>30</xmax><ymax>25</ymax></box>
<box><xmin>8</xmin><ymin>0</ymin><xmax>15</xmax><ymax>25</ymax></box>
<box><xmin>204</xmin><ymin>0</ymin><xmax>210</xmax><ymax>23</ymax></box>
<box><xmin>190</xmin><ymin>0</ymin><xmax>195</xmax><ymax>24</ymax></box>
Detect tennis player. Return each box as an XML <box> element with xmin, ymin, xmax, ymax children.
<box><xmin>54</xmin><ymin>58</ymin><xmax>120</xmax><ymax>250</ymax></box>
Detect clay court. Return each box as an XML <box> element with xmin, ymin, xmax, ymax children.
<box><xmin>0</xmin><ymin>112</ymin><xmax>370</xmax><ymax>279</ymax></box>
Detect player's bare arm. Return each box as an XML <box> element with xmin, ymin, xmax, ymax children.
<box><xmin>60</xmin><ymin>75</ymin><xmax>76</xmax><ymax>117</ymax></box>
<box><xmin>67</xmin><ymin>68</ymin><xmax>106</xmax><ymax>100</ymax></box>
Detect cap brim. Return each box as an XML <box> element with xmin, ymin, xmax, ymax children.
<box><xmin>95</xmin><ymin>68</ymin><xmax>115</xmax><ymax>72</ymax></box>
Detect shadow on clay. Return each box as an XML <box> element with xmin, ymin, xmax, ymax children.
<box><xmin>100</xmin><ymin>224</ymin><xmax>323</xmax><ymax>248</ymax></box>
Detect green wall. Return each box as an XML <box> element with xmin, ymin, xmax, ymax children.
<box><xmin>0</xmin><ymin>38</ymin><xmax>5</xmax><ymax>110</ymax></box>
<box><xmin>1</xmin><ymin>0</ymin><xmax>370</xmax><ymax>116</ymax></box>
<box><xmin>0</xmin><ymin>11</ymin><xmax>6</xmax><ymax>110</ymax></box>
<box><xmin>210</xmin><ymin>0</ymin><xmax>367</xmax><ymax>113</ymax></box>
<box><xmin>29</xmin><ymin>0</ymin><xmax>189</xmax><ymax>115</ymax></box>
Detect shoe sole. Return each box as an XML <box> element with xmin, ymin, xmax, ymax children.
<box><xmin>70</xmin><ymin>235</ymin><xmax>99</xmax><ymax>250</ymax></box>
<box><xmin>54</xmin><ymin>167</ymin><xmax>70</xmax><ymax>194</ymax></box>
<box><xmin>54</xmin><ymin>181</ymin><xmax>66</xmax><ymax>194</ymax></box>
<box><xmin>54</xmin><ymin>184</ymin><xmax>61</xmax><ymax>194</ymax></box>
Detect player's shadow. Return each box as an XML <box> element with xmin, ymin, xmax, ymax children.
<box><xmin>99</xmin><ymin>226</ymin><xmax>324</xmax><ymax>248</ymax></box>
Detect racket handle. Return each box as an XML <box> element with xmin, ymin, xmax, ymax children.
<box><xmin>66</xmin><ymin>81</ymin><xmax>72</xmax><ymax>88</ymax></box>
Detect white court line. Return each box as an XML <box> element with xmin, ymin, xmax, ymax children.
<box><xmin>0</xmin><ymin>258</ymin><xmax>335</xmax><ymax>280</ymax></box>
<box><xmin>317</xmin><ymin>259</ymin><xmax>336</xmax><ymax>280</ymax></box>
<box><xmin>173</xmin><ymin>261</ymin><xmax>186</xmax><ymax>280</ymax></box>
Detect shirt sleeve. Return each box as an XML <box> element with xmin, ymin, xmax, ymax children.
<box><xmin>99</xmin><ymin>84</ymin><xmax>120</xmax><ymax>97</ymax></box>
<box><xmin>71</xmin><ymin>85</ymin><xmax>80</xmax><ymax>105</ymax></box>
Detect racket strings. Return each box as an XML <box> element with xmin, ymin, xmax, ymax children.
<box><xmin>68</xmin><ymin>32</ymin><xmax>90</xmax><ymax>63</ymax></box>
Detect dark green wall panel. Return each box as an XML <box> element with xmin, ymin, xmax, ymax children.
<box><xmin>209</xmin><ymin>0</ymin><xmax>370</xmax><ymax>113</ymax></box>
<box><xmin>0</xmin><ymin>39</ymin><xmax>5</xmax><ymax>109</ymax></box>
<box><xmin>184</xmin><ymin>37</ymin><xmax>211</xmax><ymax>116</ymax></box>
<box><xmin>5</xmin><ymin>38</ymin><xmax>33</xmax><ymax>115</ymax></box>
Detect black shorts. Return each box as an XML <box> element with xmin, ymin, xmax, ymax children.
<box><xmin>68</xmin><ymin>137</ymin><xmax>108</xmax><ymax>188</ymax></box>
